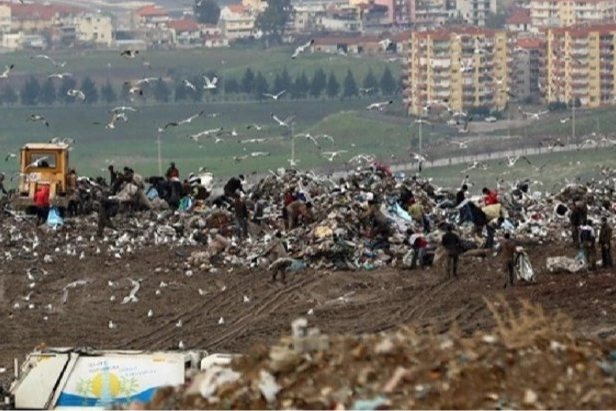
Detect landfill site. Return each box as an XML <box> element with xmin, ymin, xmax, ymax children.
<box><xmin>4</xmin><ymin>162</ymin><xmax>616</xmax><ymax>409</ymax></box>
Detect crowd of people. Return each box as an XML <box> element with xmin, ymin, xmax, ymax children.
<box><xmin>24</xmin><ymin>159</ymin><xmax>614</xmax><ymax>287</ymax></box>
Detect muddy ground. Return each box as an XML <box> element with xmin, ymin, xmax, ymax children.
<box><xmin>1</xmin><ymin>239</ymin><xmax>615</xmax><ymax>374</ymax></box>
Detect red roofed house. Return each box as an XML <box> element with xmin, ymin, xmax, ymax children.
<box><xmin>506</xmin><ymin>8</ymin><xmax>531</xmax><ymax>33</ymax></box>
<box><xmin>167</xmin><ymin>18</ymin><xmax>200</xmax><ymax>46</ymax></box>
<box><xmin>6</xmin><ymin>2</ymin><xmax>83</xmax><ymax>33</ymax></box>
<box><xmin>134</xmin><ymin>4</ymin><xmax>169</xmax><ymax>27</ymax></box>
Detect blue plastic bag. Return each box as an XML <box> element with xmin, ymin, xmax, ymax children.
<box><xmin>46</xmin><ymin>207</ymin><xmax>64</xmax><ymax>228</ymax></box>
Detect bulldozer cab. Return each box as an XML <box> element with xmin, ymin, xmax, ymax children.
<box><xmin>12</xmin><ymin>143</ymin><xmax>76</xmax><ymax>210</ymax></box>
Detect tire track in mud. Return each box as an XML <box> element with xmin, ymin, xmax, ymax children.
<box><xmin>193</xmin><ymin>276</ymin><xmax>317</xmax><ymax>350</ymax></box>
<box><xmin>362</xmin><ymin>278</ymin><xmax>456</xmax><ymax>333</ymax></box>
<box><xmin>117</xmin><ymin>279</ymin><xmax>247</xmax><ymax>349</ymax></box>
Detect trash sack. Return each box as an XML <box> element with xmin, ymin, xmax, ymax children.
<box><xmin>391</xmin><ymin>202</ymin><xmax>412</xmax><ymax>222</ymax></box>
<box><xmin>554</xmin><ymin>203</ymin><xmax>568</xmax><ymax>217</ymax></box>
<box><xmin>179</xmin><ymin>196</ymin><xmax>193</xmax><ymax>212</ymax></box>
<box><xmin>515</xmin><ymin>250</ymin><xmax>535</xmax><ymax>282</ymax></box>
<box><xmin>482</xmin><ymin>204</ymin><xmax>502</xmax><ymax>221</ymax></box>
<box><xmin>146</xmin><ymin>186</ymin><xmax>159</xmax><ymax>200</ymax></box>
<box><xmin>46</xmin><ymin>207</ymin><xmax>64</xmax><ymax>228</ymax></box>
<box><xmin>546</xmin><ymin>256</ymin><xmax>585</xmax><ymax>274</ymax></box>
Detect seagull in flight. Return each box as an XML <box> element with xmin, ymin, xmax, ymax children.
<box><xmin>27</xmin><ymin>114</ymin><xmax>49</xmax><ymax>127</ymax></box>
<box><xmin>5</xmin><ymin>153</ymin><xmax>16</xmax><ymax>162</ymax></box>
<box><xmin>321</xmin><ymin>150</ymin><xmax>347</xmax><ymax>162</ymax></box>
<box><xmin>250</xmin><ymin>151</ymin><xmax>270</xmax><ymax>157</ymax></box>
<box><xmin>189</xmin><ymin>127</ymin><xmax>223</xmax><ymax>141</ymax></box>
<box><xmin>0</xmin><ymin>64</ymin><xmax>14</xmax><ymax>79</ymax></box>
<box><xmin>366</xmin><ymin>100</ymin><xmax>393</xmax><ymax>111</ymax></box>
<box><xmin>271</xmin><ymin>112</ymin><xmax>296</xmax><ymax>127</ymax></box>
<box><xmin>541</xmin><ymin>137</ymin><xmax>565</xmax><ymax>151</ymax></box>
<box><xmin>178</xmin><ymin>110</ymin><xmax>205</xmax><ymax>125</ymax></box>
<box><xmin>48</xmin><ymin>72</ymin><xmax>73</xmax><ymax>80</ymax></box>
<box><xmin>291</xmin><ymin>39</ymin><xmax>314</xmax><ymax>59</ymax></box>
<box><xmin>203</xmin><ymin>75</ymin><xmax>218</xmax><ymax>90</ymax></box>
<box><xmin>263</xmin><ymin>90</ymin><xmax>286</xmax><ymax>100</ymax></box>
<box><xmin>111</xmin><ymin>106</ymin><xmax>137</xmax><ymax>113</ymax></box>
<box><xmin>461</xmin><ymin>161</ymin><xmax>488</xmax><ymax>173</ymax></box>
<box><xmin>449</xmin><ymin>141</ymin><xmax>468</xmax><ymax>149</ymax></box>
<box><xmin>504</xmin><ymin>155</ymin><xmax>531</xmax><ymax>167</ymax></box>
<box><xmin>32</xmin><ymin>54</ymin><xmax>65</xmax><ymax>68</ymax></box>
<box><xmin>359</xmin><ymin>87</ymin><xmax>374</xmax><ymax>94</ymax></box>
<box><xmin>247</xmin><ymin>124</ymin><xmax>263</xmax><ymax>131</ymax></box>
<box><xmin>182</xmin><ymin>79</ymin><xmax>196</xmax><ymax>91</ymax></box>
<box><xmin>519</xmin><ymin>107</ymin><xmax>549</xmax><ymax>120</ymax></box>
<box><xmin>121</xmin><ymin>278</ymin><xmax>141</xmax><ymax>304</ymax></box>
<box><xmin>120</xmin><ymin>49</ymin><xmax>139</xmax><ymax>59</ymax></box>
<box><xmin>67</xmin><ymin>89</ymin><xmax>86</xmax><ymax>101</ymax></box>
<box><xmin>97</xmin><ymin>112</ymin><xmax>127</xmax><ymax>129</ymax></box>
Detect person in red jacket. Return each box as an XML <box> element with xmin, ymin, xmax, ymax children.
<box><xmin>34</xmin><ymin>185</ymin><xmax>50</xmax><ymax>226</ymax></box>
<box><xmin>482</xmin><ymin>187</ymin><xmax>499</xmax><ymax>206</ymax></box>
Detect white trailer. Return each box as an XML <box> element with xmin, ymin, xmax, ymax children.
<box><xmin>6</xmin><ymin>347</ymin><xmax>224</xmax><ymax>410</ymax></box>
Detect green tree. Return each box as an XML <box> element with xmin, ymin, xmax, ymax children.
<box><xmin>100</xmin><ymin>79</ymin><xmax>117</xmax><ymax>104</ymax></box>
<box><xmin>241</xmin><ymin>68</ymin><xmax>255</xmax><ymax>94</ymax></box>
<box><xmin>20</xmin><ymin>76</ymin><xmax>41</xmax><ymax>106</ymax></box>
<box><xmin>291</xmin><ymin>71</ymin><xmax>310</xmax><ymax>99</ymax></box>
<box><xmin>254</xmin><ymin>71</ymin><xmax>269</xmax><ymax>99</ymax></box>
<box><xmin>194</xmin><ymin>0</ymin><xmax>221</xmax><ymax>24</ymax></box>
<box><xmin>362</xmin><ymin>69</ymin><xmax>379</xmax><ymax>94</ymax></box>
<box><xmin>153</xmin><ymin>79</ymin><xmax>170</xmax><ymax>102</ymax></box>
<box><xmin>310</xmin><ymin>68</ymin><xmax>327</xmax><ymax>98</ymax></box>
<box><xmin>274</xmin><ymin>67</ymin><xmax>292</xmax><ymax>93</ymax></box>
<box><xmin>1</xmin><ymin>84</ymin><xmax>18</xmax><ymax>106</ymax></box>
<box><xmin>81</xmin><ymin>76</ymin><xmax>99</xmax><ymax>104</ymax></box>
<box><xmin>326</xmin><ymin>71</ymin><xmax>340</xmax><ymax>98</ymax></box>
<box><xmin>59</xmin><ymin>76</ymin><xmax>77</xmax><ymax>104</ymax></box>
<box><xmin>255</xmin><ymin>0</ymin><xmax>292</xmax><ymax>44</ymax></box>
<box><xmin>189</xmin><ymin>75</ymin><xmax>205</xmax><ymax>101</ymax></box>
<box><xmin>224</xmin><ymin>77</ymin><xmax>240</xmax><ymax>94</ymax></box>
<box><xmin>342</xmin><ymin>69</ymin><xmax>358</xmax><ymax>98</ymax></box>
<box><xmin>174</xmin><ymin>82</ymin><xmax>188</xmax><ymax>102</ymax></box>
<box><xmin>380</xmin><ymin>67</ymin><xmax>396</xmax><ymax>96</ymax></box>
<box><xmin>38</xmin><ymin>78</ymin><xmax>57</xmax><ymax>105</ymax></box>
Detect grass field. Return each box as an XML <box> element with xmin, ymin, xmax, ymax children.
<box><xmin>0</xmin><ymin>99</ymin><xmax>420</xmax><ymax>179</ymax></box>
<box><xmin>422</xmin><ymin>147</ymin><xmax>615</xmax><ymax>191</ymax></box>
<box><xmin>4</xmin><ymin>48</ymin><xmax>400</xmax><ymax>90</ymax></box>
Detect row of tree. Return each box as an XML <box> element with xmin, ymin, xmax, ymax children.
<box><xmin>3</xmin><ymin>67</ymin><xmax>399</xmax><ymax>106</ymax></box>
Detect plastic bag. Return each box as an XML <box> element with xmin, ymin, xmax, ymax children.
<box><xmin>46</xmin><ymin>207</ymin><xmax>64</xmax><ymax>228</ymax></box>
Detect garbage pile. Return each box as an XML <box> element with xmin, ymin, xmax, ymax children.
<box><xmin>126</xmin><ymin>300</ymin><xmax>616</xmax><ymax>410</ymax></box>
<box><xmin>3</xmin><ymin>165</ymin><xmax>615</xmax><ymax>273</ymax></box>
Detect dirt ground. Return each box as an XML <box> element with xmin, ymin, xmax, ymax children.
<box><xmin>1</xmin><ymin>240</ymin><xmax>615</xmax><ymax>376</ymax></box>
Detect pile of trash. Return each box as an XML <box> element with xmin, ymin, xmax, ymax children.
<box><xmin>2</xmin><ymin>165</ymin><xmax>613</xmax><ymax>273</ymax></box>
<box><xmin>127</xmin><ymin>300</ymin><xmax>616</xmax><ymax>410</ymax></box>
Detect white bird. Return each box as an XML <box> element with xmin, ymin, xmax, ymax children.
<box><xmin>111</xmin><ymin>106</ymin><xmax>137</xmax><ymax>113</ymax></box>
<box><xmin>189</xmin><ymin>127</ymin><xmax>223</xmax><ymax>141</ymax></box>
<box><xmin>560</xmin><ymin>117</ymin><xmax>571</xmax><ymax>124</ymax></box>
<box><xmin>108</xmin><ymin>320</ymin><xmax>117</xmax><ymax>329</ymax></box>
<box><xmin>178</xmin><ymin>341</ymin><xmax>185</xmax><ymax>350</ymax></box>
<box><xmin>271</xmin><ymin>112</ymin><xmax>296</xmax><ymax>127</ymax></box>
<box><xmin>203</xmin><ymin>75</ymin><xmax>218</xmax><ymax>90</ymax></box>
<box><xmin>449</xmin><ymin>141</ymin><xmax>468</xmax><ymax>149</ymax></box>
<box><xmin>120</xmin><ymin>49</ymin><xmax>139</xmax><ymax>58</ymax></box>
<box><xmin>366</xmin><ymin>100</ymin><xmax>393</xmax><ymax>111</ymax></box>
<box><xmin>250</xmin><ymin>151</ymin><xmax>270</xmax><ymax>157</ymax></box>
<box><xmin>359</xmin><ymin>87</ymin><xmax>373</xmax><ymax>94</ymax></box>
<box><xmin>291</xmin><ymin>39</ymin><xmax>314</xmax><ymax>59</ymax></box>
<box><xmin>243</xmin><ymin>295</ymin><xmax>250</xmax><ymax>303</ymax></box>
<box><xmin>147</xmin><ymin>309</ymin><xmax>153</xmax><ymax>318</ymax></box>
<box><xmin>321</xmin><ymin>150</ymin><xmax>347</xmax><ymax>162</ymax></box>
<box><xmin>27</xmin><ymin>114</ymin><xmax>49</xmax><ymax>127</ymax></box>
<box><xmin>4</xmin><ymin>153</ymin><xmax>16</xmax><ymax>162</ymax></box>
<box><xmin>307</xmin><ymin>308</ymin><xmax>314</xmax><ymax>315</ymax></box>
<box><xmin>48</xmin><ymin>72</ymin><xmax>73</xmax><ymax>80</ymax></box>
<box><xmin>67</xmin><ymin>89</ymin><xmax>86</xmax><ymax>101</ymax></box>
<box><xmin>0</xmin><ymin>64</ymin><xmax>14</xmax><ymax>79</ymax></box>
<box><xmin>103</xmin><ymin>112</ymin><xmax>127</xmax><ymax>129</ymax></box>
<box><xmin>176</xmin><ymin>319</ymin><xmax>183</xmax><ymax>328</ymax></box>
<box><xmin>247</xmin><ymin>124</ymin><xmax>263</xmax><ymax>131</ymax></box>
<box><xmin>519</xmin><ymin>107</ymin><xmax>549</xmax><ymax>120</ymax></box>
<box><xmin>505</xmin><ymin>155</ymin><xmax>531</xmax><ymax>167</ymax></box>
<box><xmin>263</xmin><ymin>90</ymin><xmax>286</xmax><ymax>100</ymax></box>
<box><xmin>218</xmin><ymin>317</ymin><xmax>225</xmax><ymax>325</ymax></box>
<box><xmin>178</xmin><ymin>110</ymin><xmax>205</xmax><ymax>125</ymax></box>
<box><xmin>121</xmin><ymin>278</ymin><xmax>141</xmax><ymax>304</ymax></box>
<box><xmin>183</xmin><ymin>79</ymin><xmax>196</xmax><ymax>91</ymax></box>
<box><xmin>411</xmin><ymin>152</ymin><xmax>427</xmax><ymax>163</ymax></box>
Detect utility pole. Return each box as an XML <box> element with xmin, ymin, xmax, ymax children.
<box><xmin>290</xmin><ymin>122</ymin><xmax>296</xmax><ymax>167</ymax></box>
<box><xmin>156</xmin><ymin>133</ymin><xmax>162</xmax><ymax>176</ymax></box>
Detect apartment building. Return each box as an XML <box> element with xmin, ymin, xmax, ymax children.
<box><xmin>219</xmin><ymin>5</ymin><xmax>256</xmax><ymax>40</ymax></box>
<box><xmin>74</xmin><ymin>13</ymin><xmax>113</xmax><ymax>47</ymax></box>
<box><xmin>545</xmin><ymin>23</ymin><xmax>616</xmax><ymax>107</ymax></box>
<box><xmin>530</xmin><ymin>0</ymin><xmax>616</xmax><ymax>27</ymax></box>
<box><xmin>404</xmin><ymin>27</ymin><xmax>510</xmax><ymax>116</ymax></box>
<box><xmin>413</xmin><ymin>0</ymin><xmax>455</xmax><ymax>28</ymax></box>
<box><xmin>456</xmin><ymin>0</ymin><xmax>497</xmax><ymax>26</ymax></box>
<box><xmin>510</xmin><ymin>37</ymin><xmax>544</xmax><ymax>101</ymax></box>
